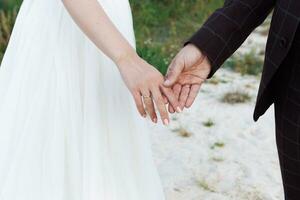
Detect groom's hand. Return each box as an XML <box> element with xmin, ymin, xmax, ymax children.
<box><xmin>164</xmin><ymin>44</ymin><xmax>212</xmax><ymax>112</ymax></box>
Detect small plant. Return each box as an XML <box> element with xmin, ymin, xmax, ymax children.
<box><xmin>245</xmin><ymin>83</ymin><xmax>255</xmax><ymax>89</ymax></box>
<box><xmin>196</xmin><ymin>179</ymin><xmax>216</xmax><ymax>192</ymax></box>
<box><xmin>220</xmin><ymin>79</ymin><xmax>229</xmax><ymax>84</ymax></box>
<box><xmin>173</xmin><ymin>127</ymin><xmax>192</xmax><ymax>138</ymax></box>
<box><xmin>202</xmin><ymin>119</ymin><xmax>215</xmax><ymax>127</ymax></box>
<box><xmin>221</xmin><ymin>91</ymin><xmax>251</xmax><ymax>104</ymax></box>
<box><xmin>171</xmin><ymin>115</ymin><xmax>178</xmax><ymax>121</ymax></box>
<box><xmin>210</xmin><ymin>142</ymin><xmax>225</xmax><ymax>149</ymax></box>
<box><xmin>207</xmin><ymin>77</ymin><xmax>220</xmax><ymax>85</ymax></box>
<box><xmin>211</xmin><ymin>157</ymin><xmax>224</xmax><ymax>162</ymax></box>
<box><xmin>224</xmin><ymin>50</ymin><xmax>263</xmax><ymax>76</ymax></box>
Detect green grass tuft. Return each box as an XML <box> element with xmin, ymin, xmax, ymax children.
<box><xmin>210</xmin><ymin>142</ymin><xmax>225</xmax><ymax>149</ymax></box>
<box><xmin>196</xmin><ymin>178</ymin><xmax>216</xmax><ymax>192</ymax></box>
<box><xmin>173</xmin><ymin>126</ymin><xmax>192</xmax><ymax>138</ymax></box>
<box><xmin>202</xmin><ymin>119</ymin><xmax>215</xmax><ymax>127</ymax></box>
<box><xmin>221</xmin><ymin>91</ymin><xmax>252</xmax><ymax>104</ymax></box>
<box><xmin>224</xmin><ymin>51</ymin><xmax>264</xmax><ymax>76</ymax></box>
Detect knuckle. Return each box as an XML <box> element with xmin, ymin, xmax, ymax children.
<box><xmin>151</xmin><ymin>74</ymin><xmax>163</xmax><ymax>83</ymax></box>
<box><xmin>131</xmin><ymin>85</ymin><xmax>140</xmax><ymax>93</ymax></box>
<box><xmin>133</xmin><ymin>92</ymin><xmax>140</xmax><ymax>98</ymax></box>
<box><xmin>154</xmin><ymin>95</ymin><xmax>164</xmax><ymax>104</ymax></box>
<box><xmin>137</xmin><ymin>101</ymin><xmax>143</xmax><ymax>108</ymax></box>
<box><xmin>149</xmin><ymin>82</ymin><xmax>157</xmax><ymax>89</ymax></box>
<box><xmin>148</xmin><ymin>71</ymin><xmax>158</xmax><ymax>78</ymax></box>
<box><xmin>158</xmin><ymin>104</ymin><xmax>167</xmax><ymax>113</ymax></box>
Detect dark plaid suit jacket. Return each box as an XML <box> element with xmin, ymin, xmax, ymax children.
<box><xmin>188</xmin><ymin>0</ymin><xmax>300</xmax><ymax>121</ymax></box>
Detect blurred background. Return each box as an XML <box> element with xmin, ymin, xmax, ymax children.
<box><xmin>0</xmin><ymin>1</ymin><xmax>282</xmax><ymax>200</ymax></box>
<box><xmin>0</xmin><ymin>0</ymin><xmax>263</xmax><ymax>74</ymax></box>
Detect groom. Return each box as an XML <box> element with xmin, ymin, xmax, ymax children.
<box><xmin>164</xmin><ymin>0</ymin><xmax>300</xmax><ymax>198</ymax></box>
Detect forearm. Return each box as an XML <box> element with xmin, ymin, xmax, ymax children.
<box><xmin>188</xmin><ymin>0</ymin><xmax>276</xmax><ymax>78</ymax></box>
<box><xmin>63</xmin><ymin>0</ymin><xmax>181</xmax><ymax>123</ymax></box>
<box><xmin>62</xmin><ymin>0</ymin><xmax>136</xmax><ymax>66</ymax></box>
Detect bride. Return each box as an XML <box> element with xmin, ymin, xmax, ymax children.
<box><xmin>0</xmin><ymin>0</ymin><xmax>181</xmax><ymax>199</ymax></box>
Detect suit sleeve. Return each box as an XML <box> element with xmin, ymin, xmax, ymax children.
<box><xmin>188</xmin><ymin>0</ymin><xmax>276</xmax><ymax>78</ymax></box>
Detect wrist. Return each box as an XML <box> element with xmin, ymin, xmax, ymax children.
<box><xmin>115</xmin><ymin>49</ymin><xmax>139</xmax><ymax>69</ymax></box>
<box><xmin>186</xmin><ymin>43</ymin><xmax>203</xmax><ymax>57</ymax></box>
<box><xmin>187</xmin><ymin>43</ymin><xmax>212</xmax><ymax>70</ymax></box>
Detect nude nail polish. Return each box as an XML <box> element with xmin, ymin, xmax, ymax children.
<box><xmin>164</xmin><ymin>80</ymin><xmax>171</xmax><ymax>85</ymax></box>
<box><xmin>164</xmin><ymin>119</ymin><xmax>169</xmax><ymax>126</ymax></box>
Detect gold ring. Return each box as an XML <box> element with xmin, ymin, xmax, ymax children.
<box><xmin>142</xmin><ymin>94</ymin><xmax>152</xmax><ymax>99</ymax></box>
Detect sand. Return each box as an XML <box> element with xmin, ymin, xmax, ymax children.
<box><xmin>149</xmin><ymin>20</ymin><xmax>284</xmax><ymax>200</ymax></box>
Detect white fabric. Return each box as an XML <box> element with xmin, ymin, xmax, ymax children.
<box><xmin>0</xmin><ymin>0</ymin><xmax>165</xmax><ymax>199</ymax></box>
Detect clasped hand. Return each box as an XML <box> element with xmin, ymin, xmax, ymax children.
<box><xmin>117</xmin><ymin>44</ymin><xmax>211</xmax><ymax>125</ymax></box>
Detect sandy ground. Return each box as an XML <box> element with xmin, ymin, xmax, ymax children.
<box><xmin>149</xmin><ymin>18</ymin><xmax>284</xmax><ymax>200</ymax></box>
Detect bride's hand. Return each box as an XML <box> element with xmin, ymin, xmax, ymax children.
<box><xmin>116</xmin><ymin>52</ymin><xmax>181</xmax><ymax>125</ymax></box>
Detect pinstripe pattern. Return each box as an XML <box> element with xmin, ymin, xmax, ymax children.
<box><xmin>188</xmin><ymin>0</ymin><xmax>300</xmax><ymax>121</ymax></box>
<box><xmin>188</xmin><ymin>0</ymin><xmax>300</xmax><ymax>198</ymax></box>
<box><xmin>274</xmin><ymin>35</ymin><xmax>300</xmax><ymax>199</ymax></box>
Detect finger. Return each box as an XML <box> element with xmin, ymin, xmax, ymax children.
<box><xmin>164</xmin><ymin>58</ymin><xmax>184</xmax><ymax>87</ymax></box>
<box><xmin>179</xmin><ymin>85</ymin><xmax>191</xmax><ymax>109</ymax></box>
<box><xmin>173</xmin><ymin>83</ymin><xmax>182</xmax><ymax>99</ymax></box>
<box><xmin>133</xmin><ymin>92</ymin><xmax>147</xmax><ymax>118</ymax></box>
<box><xmin>151</xmin><ymin>87</ymin><xmax>169</xmax><ymax>125</ymax></box>
<box><xmin>168</xmin><ymin>103</ymin><xmax>175</xmax><ymax>113</ymax></box>
<box><xmin>142</xmin><ymin>91</ymin><xmax>157</xmax><ymax>123</ymax></box>
<box><xmin>162</xmin><ymin>94</ymin><xmax>168</xmax><ymax>104</ymax></box>
<box><xmin>185</xmin><ymin>84</ymin><xmax>201</xmax><ymax>108</ymax></box>
<box><xmin>160</xmin><ymin>86</ymin><xmax>181</xmax><ymax>113</ymax></box>
<box><xmin>144</xmin><ymin>98</ymin><xmax>157</xmax><ymax>123</ymax></box>
<box><xmin>168</xmin><ymin>83</ymin><xmax>181</xmax><ymax>113</ymax></box>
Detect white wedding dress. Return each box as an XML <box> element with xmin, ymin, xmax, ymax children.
<box><xmin>0</xmin><ymin>0</ymin><xmax>165</xmax><ymax>199</ymax></box>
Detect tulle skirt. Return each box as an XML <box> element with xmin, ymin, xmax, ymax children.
<box><xmin>0</xmin><ymin>0</ymin><xmax>165</xmax><ymax>199</ymax></box>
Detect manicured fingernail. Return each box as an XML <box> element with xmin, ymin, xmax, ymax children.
<box><xmin>164</xmin><ymin>79</ymin><xmax>171</xmax><ymax>85</ymax></box>
<box><xmin>164</xmin><ymin>119</ymin><xmax>169</xmax><ymax>126</ymax></box>
<box><xmin>153</xmin><ymin>118</ymin><xmax>157</xmax><ymax>123</ymax></box>
<box><xmin>176</xmin><ymin>107</ymin><xmax>182</xmax><ymax>113</ymax></box>
<box><xmin>142</xmin><ymin>114</ymin><xmax>147</xmax><ymax>118</ymax></box>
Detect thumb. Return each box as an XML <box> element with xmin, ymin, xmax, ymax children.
<box><xmin>164</xmin><ymin>58</ymin><xmax>184</xmax><ymax>87</ymax></box>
